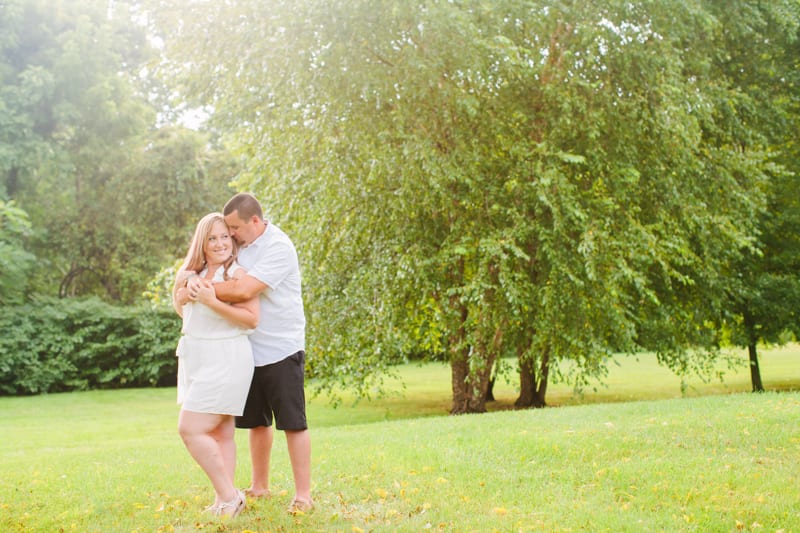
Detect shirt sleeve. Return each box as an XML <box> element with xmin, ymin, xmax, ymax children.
<box><xmin>246</xmin><ymin>239</ymin><xmax>297</xmax><ymax>291</ymax></box>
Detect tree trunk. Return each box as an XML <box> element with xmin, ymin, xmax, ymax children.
<box><xmin>484</xmin><ymin>334</ymin><xmax>504</xmax><ymax>403</ymax></box>
<box><xmin>451</xmin><ymin>361</ymin><xmax>491</xmax><ymax>413</ymax></box>
<box><xmin>744</xmin><ymin>312</ymin><xmax>764</xmax><ymax>392</ymax></box>
<box><xmin>748</xmin><ymin>343</ymin><xmax>764</xmax><ymax>392</ymax></box>
<box><xmin>451</xmin><ymin>302</ymin><xmax>504</xmax><ymax>413</ymax></box>
<box><xmin>485</xmin><ymin>362</ymin><xmax>496</xmax><ymax>402</ymax></box>
<box><xmin>515</xmin><ymin>354</ymin><xmax>536</xmax><ymax>408</ymax></box>
<box><xmin>6</xmin><ymin>167</ymin><xmax>19</xmax><ymax>197</ymax></box>
<box><xmin>449</xmin><ymin>299</ymin><xmax>474</xmax><ymax>414</ymax></box>
<box><xmin>516</xmin><ymin>344</ymin><xmax>548</xmax><ymax>408</ymax></box>
<box><xmin>450</xmin><ymin>349</ymin><xmax>471</xmax><ymax>414</ymax></box>
<box><xmin>534</xmin><ymin>346</ymin><xmax>550</xmax><ymax>407</ymax></box>
<box><xmin>451</xmin><ymin>344</ymin><xmax>496</xmax><ymax>414</ymax></box>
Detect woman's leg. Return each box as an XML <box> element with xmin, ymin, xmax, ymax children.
<box><xmin>178</xmin><ymin>409</ymin><xmax>238</xmax><ymax>505</ymax></box>
<box><xmin>210</xmin><ymin>416</ymin><xmax>237</xmax><ymax>486</ymax></box>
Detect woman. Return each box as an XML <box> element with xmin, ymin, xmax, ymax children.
<box><xmin>172</xmin><ymin>212</ymin><xmax>258</xmax><ymax>518</ymax></box>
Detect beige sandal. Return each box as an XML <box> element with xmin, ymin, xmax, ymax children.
<box><xmin>215</xmin><ymin>490</ymin><xmax>246</xmax><ymax>518</ymax></box>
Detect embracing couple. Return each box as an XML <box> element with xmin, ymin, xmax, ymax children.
<box><xmin>171</xmin><ymin>192</ymin><xmax>312</xmax><ymax>518</ymax></box>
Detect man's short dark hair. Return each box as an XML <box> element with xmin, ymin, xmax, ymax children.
<box><xmin>223</xmin><ymin>193</ymin><xmax>264</xmax><ymax>220</ymax></box>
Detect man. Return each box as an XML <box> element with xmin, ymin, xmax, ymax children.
<box><xmin>186</xmin><ymin>192</ymin><xmax>312</xmax><ymax>514</ymax></box>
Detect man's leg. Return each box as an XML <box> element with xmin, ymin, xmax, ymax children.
<box><xmin>286</xmin><ymin>428</ymin><xmax>312</xmax><ymax>503</ymax></box>
<box><xmin>246</xmin><ymin>425</ymin><xmax>274</xmax><ymax>496</ymax></box>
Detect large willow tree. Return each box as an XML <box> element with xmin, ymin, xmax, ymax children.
<box><xmin>149</xmin><ymin>0</ymin><xmax>788</xmax><ymax>412</ymax></box>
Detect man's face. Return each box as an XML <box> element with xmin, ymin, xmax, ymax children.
<box><xmin>224</xmin><ymin>211</ymin><xmax>260</xmax><ymax>246</ymax></box>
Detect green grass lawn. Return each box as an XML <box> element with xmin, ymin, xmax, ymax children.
<box><xmin>1</xmin><ymin>345</ymin><xmax>798</xmax><ymax>532</ymax></box>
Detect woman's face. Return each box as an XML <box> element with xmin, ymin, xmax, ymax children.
<box><xmin>203</xmin><ymin>220</ymin><xmax>233</xmax><ymax>266</ymax></box>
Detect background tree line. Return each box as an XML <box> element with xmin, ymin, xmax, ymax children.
<box><xmin>0</xmin><ymin>0</ymin><xmax>234</xmax><ymax>305</ymax></box>
<box><xmin>0</xmin><ymin>0</ymin><xmax>233</xmax><ymax>393</ymax></box>
<box><xmin>2</xmin><ymin>0</ymin><xmax>798</xmax><ymax>410</ymax></box>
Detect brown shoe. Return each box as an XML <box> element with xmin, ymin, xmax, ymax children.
<box><xmin>287</xmin><ymin>498</ymin><xmax>314</xmax><ymax>515</ymax></box>
<box><xmin>243</xmin><ymin>488</ymin><xmax>271</xmax><ymax>499</ymax></box>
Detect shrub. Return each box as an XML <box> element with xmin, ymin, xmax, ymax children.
<box><xmin>0</xmin><ymin>297</ymin><xmax>181</xmax><ymax>395</ymax></box>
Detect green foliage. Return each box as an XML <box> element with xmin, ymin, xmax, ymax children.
<box><xmin>0</xmin><ymin>199</ymin><xmax>35</xmax><ymax>304</ymax></box>
<box><xmin>2</xmin><ymin>0</ymin><xmax>151</xmax><ymax>299</ymax></box>
<box><xmin>708</xmin><ymin>0</ymin><xmax>800</xmax><ymax>352</ymax></box>
<box><xmin>0</xmin><ymin>0</ymin><xmax>151</xmax><ymax>198</ymax></box>
<box><xmin>97</xmin><ymin>127</ymin><xmax>237</xmax><ymax>303</ymax></box>
<box><xmin>0</xmin><ymin>297</ymin><xmax>180</xmax><ymax>395</ymax></box>
<box><xmin>142</xmin><ymin>259</ymin><xmax>183</xmax><ymax>310</ymax></box>
<box><xmin>1</xmin><ymin>0</ymin><xmax>238</xmax><ymax>303</ymax></box>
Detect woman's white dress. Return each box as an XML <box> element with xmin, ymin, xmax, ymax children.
<box><xmin>176</xmin><ymin>263</ymin><xmax>254</xmax><ymax>416</ymax></box>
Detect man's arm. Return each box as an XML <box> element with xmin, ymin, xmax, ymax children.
<box><xmin>196</xmin><ymin>280</ymin><xmax>260</xmax><ymax>329</ymax></box>
<box><xmin>213</xmin><ymin>273</ymin><xmax>268</xmax><ymax>303</ymax></box>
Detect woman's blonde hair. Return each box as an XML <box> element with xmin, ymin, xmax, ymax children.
<box><xmin>173</xmin><ymin>213</ymin><xmax>238</xmax><ymax>295</ymax></box>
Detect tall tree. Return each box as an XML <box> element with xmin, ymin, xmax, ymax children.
<box><xmin>1</xmin><ymin>0</ymin><xmax>236</xmax><ymax>302</ymax></box>
<box><xmin>105</xmin><ymin>126</ymin><xmax>237</xmax><ymax>302</ymax></box>
<box><xmin>0</xmin><ymin>0</ymin><xmax>153</xmax><ymax>196</ymax></box>
<box><xmin>0</xmin><ymin>200</ymin><xmax>35</xmax><ymax>304</ymax></box>
<box><xmin>148</xmin><ymin>0</ymin><xmax>780</xmax><ymax>411</ymax></box>
<box><xmin>1</xmin><ymin>0</ymin><xmax>152</xmax><ymax>298</ymax></box>
<box><xmin>701</xmin><ymin>0</ymin><xmax>800</xmax><ymax>391</ymax></box>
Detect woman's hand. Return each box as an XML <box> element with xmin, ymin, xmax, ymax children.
<box><xmin>186</xmin><ymin>275</ymin><xmax>203</xmax><ymax>301</ymax></box>
<box><xmin>195</xmin><ymin>279</ymin><xmax>217</xmax><ymax>305</ymax></box>
<box><xmin>175</xmin><ymin>286</ymin><xmax>190</xmax><ymax>306</ymax></box>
